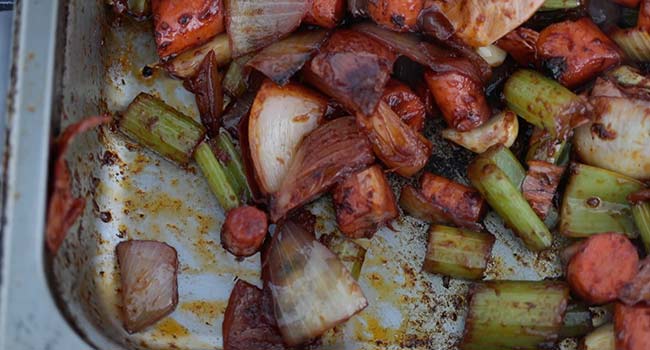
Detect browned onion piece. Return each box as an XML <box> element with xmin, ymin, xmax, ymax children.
<box><xmin>224</xmin><ymin>0</ymin><xmax>310</xmax><ymax>57</ymax></box>
<box><xmin>247</xmin><ymin>30</ymin><xmax>329</xmax><ymax>86</ymax></box>
<box><xmin>270</xmin><ymin>117</ymin><xmax>374</xmax><ymax>222</ymax></box>
<box><xmin>620</xmin><ymin>258</ymin><xmax>650</xmax><ymax>306</ymax></box>
<box><xmin>357</xmin><ymin>101</ymin><xmax>431</xmax><ymax>178</ymax></box>
<box><xmin>184</xmin><ymin>51</ymin><xmax>224</xmax><ymax>138</ymax></box>
<box><xmin>304</xmin><ymin>30</ymin><xmax>397</xmax><ymax>116</ymax></box>
<box><xmin>249</xmin><ymin>80</ymin><xmax>327</xmax><ymax>194</ymax></box>
<box><xmin>116</xmin><ymin>240</ymin><xmax>179</xmax><ymax>333</ymax></box>
<box><xmin>352</xmin><ymin>22</ymin><xmax>433</xmax><ymax>66</ymax></box>
<box><xmin>47</xmin><ymin>115</ymin><xmax>112</xmax><ymax>253</ymax></box>
<box><xmin>264</xmin><ymin>220</ymin><xmax>368</xmax><ymax>346</ymax></box>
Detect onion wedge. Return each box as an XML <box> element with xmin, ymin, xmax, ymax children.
<box><xmin>270</xmin><ymin>117</ymin><xmax>374</xmax><ymax>222</ymax></box>
<box><xmin>249</xmin><ymin>80</ymin><xmax>328</xmax><ymax>194</ymax></box>
<box><xmin>116</xmin><ymin>240</ymin><xmax>179</xmax><ymax>333</ymax></box>
<box><xmin>442</xmin><ymin>110</ymin><xmax>519</xmax><ymax>154</ymax></box>
<box><xmin>225</xmin><ymin>0</ymin><xmax>310</xmax><ymax>57</ymax></box>
<box><xmin>264</xmin><ymin>221</ymin><xmax>368</xmax><ymax>346</ymax></box>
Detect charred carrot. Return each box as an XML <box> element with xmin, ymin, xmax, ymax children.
<box><xmin>303</xmin><ymin>0</ymin><xmax>346</xmax><ymax>28</ymax></box>
<box><xmin>420</xmin><ymin>173</ymin><xmax>486</xmax><ymax>225</ymax></box>
<box><xmin>614</xmin><ymin>303</ymin><xmax>650</xmax><ymax>350</ymax></box>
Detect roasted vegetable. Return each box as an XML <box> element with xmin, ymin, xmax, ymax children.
<box><xmin>304</xmin><ymin>30</ymin><xmax>397</xmax><ymax>116</ymax></box>
<box><xmin>247</xmin><ymin>30</ymin><xmax>329</xmax><ymax>86</ymax></box>
<box><xmin>581</xmin><ymin>324</ymin><xmax>615</xmax><ymax>350</ymax></box>
<box><xmin>612</xmin><ymin>2</ymin><xmax>650</xmax><ymax>61</ymax></box>
<box><xmin>270</xmin><ymin>117</ymin><xmax>374</xmax><ymax>222</ymax></box>
<box><xmin>469</xmin><ymin>145</ymin><xmax>552</xmax><ymax>251</ymax></box>
<box><xmin>560</xmin><ymin>164</ymin><xmax>644</xmax><ymax>238</ymax></box>
<box><xmin>425</xmin><ymin>64</ymin><xmax>491</xmax><ymax>132</ymax></box>
<box><xmin>420</xmin><ymin>173</ymin><xmax>486</xmax><ymax>225</ymax></box>
<box><xmin>461</xmin><ymin>281</ymin><xmax>569</xmax><ymax>350</ymax></box>
<box><xmin>560</xmin><ymin>303</ymin><xmax>594</xmax><ymax>339</ymax></box>
<box><xmin>367</xmin><ymin>0</ymin><xmax>423</xmax><ymax>32</ymax></box>
<box><xmin>163</xmin><ymin>34</ymin><xmax>231</xmax><ymax>78</ymax></box>
<box><xmin>213</xmin><ymin>130</ymin><xmax>251</xmax><ymax>200</ymax></box>
<box><xmin>194</xmin><ymin>141</ymin><xmax>241</xmax><ymax>211</ymax></box>
<box><xmin>540</xmin><ymin>0</ymin><xmax>581</xmax><ymax>11</ymax></box>
<box><xmin>399</xmin><ymin>185</ymin><xmax>482</xmax><ymax>231</ymax></box>
<box><xmin>504</xmin><ymin>69</ymin><xmax>590</xmax><ymax>141</ymax></box>
<box><xmin>614</xmin><ymin>303</ymin><xmax>650</xmax><ymax>350</ymax></box>
<box><xmin>526</xmin><ymin>128</ymin><xmax>568</xmax><ymax>165</ymax></box>
<box><xmin>222</xmin><ymin>54</ymin><xmax>254</xmax><ymax>98</ymax></box>
<box><xmin>619</xmin><ymin>257</ymin><xmax>650</xmax><ymax>306</ymax></box>
<box><xmin>475</xmin><ymin>44</ymin><xmax>507</xmax><ymax>67</ymax></box>
<box><xmin>152</xmin><ymin>0</ymin><xmax>224</xmax><ymax>59</ymax></box>
<box><xmin>522</xmin><ymin>160</ymin><xmax>565</xmax><ymax>220</ymax></box>
<box><xmin>116</xmin><ymin>240</ymin><xmax>179</xmax><ymax>333</ymax></box>
<box><xmin>496</xmin><ymin>27</ymin><xmax>539</xmax><ymax>66</ymax></box>
<box><xmin>333</xmin><ymin>165</ymin><xmax>398</xmax><ymax>239</ymax></box>
<box><xmin>629</xmin><ymin>189</ymin><xmax>650</xmax><ymax>253</ymax></box>
<box><xmin>382</xmin><ymin>79</ymin><xmax>426</xmax><ymax>132</ymax></box>
<box><xmin>303</xmin><ymin>0</ymin><xmax>345</xmax><ymax>28</ymax></box>
<box><xmin>442</xmin><ymin>110</ymin><xmax>519</xmax><ymax>154</ymax></box>
<box><xmin>319</xmin><ymin>233</ymin><xmax>367</xmax><ymax>280</ymax></box>
<box><xmin>119</xmin><ymin>93</ymin><xmax>207</xmax><ymax>165</ymax></box>
<box><xmin>184</xmin><ymin>51</ymin><xmax>223</xmax><ymax>137</ymax></box>
<box><xmin>221</xmin><ymin>206</ymin><xmax>268</xmax><ymax>257</ymax></box>
<box><xmin>264</xmin><ymin>221</ymin><xmax>368</xmax><ymax>346</ymax></box>
<box><xmin>567</xmin><ymin>233</ymin><xmax>639</xmax><ymax>304</ymax></box>
<box><xmin>249</xmin><ymin>80</ymin><xmax>327</xmax><ymax>194</ymax></box>
<box><xmin>424</xmin><ymin>225</ymin><xmax>495</xmax><ymax>280</ymax></box>
<box><xmin>224</xmin><ymin>0</ymin><xmax>309</xmax><ymax>57</ymax></box>
<box><xmin>356</xmin><ymin>101</ymin><xmax>431</xmax><ymax>178</ymax></box>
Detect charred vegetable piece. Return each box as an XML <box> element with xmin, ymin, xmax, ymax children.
<box><xmin>319</xmin><ymin>233</ymin><xmax>367</xmax><ymax>280</ymax></box>
<box><xmin>461</xmin><ymin>281</ymin><xmax>569</xmax><ymax>350</ymax></box>
<box><xmin>214</xmin><ymin>131</ymin><xmax>251</xmax><ymax>201</ymax></box>
<box><xmin>303</xmin><ymin>0</ymin><xmax>345</xmax><ymax>28</ymax></box>
<box><xmin>504</xmin><ymin>69</ymin><xmax>590</xmax><ymax>141</ymax></box>
<box><xmin>560</xmin><ymin>303</ymin><xmax>593</xmax><ymax>339</ymax></box>
<box><xmin>567</xmin><ymin>233</ymin><xmax>639</xmax><ymax>305</ymax></box>
<box><xmin>225</xmin><ymin>0</ymin><xmax>309</xmax><ymax>57</ymax></box>
<box><xmin>304</xmin><ymin>30</ymin><xmax>397</xmax><ymax>116</ymax></box>
<box><xmin>164</xmin><ymin>34</ymin><xmax>231</xmax><ymax>78</ymax></box>
<box><xmin>614</xmin><ymin>303</ymin><xmax>650</xmax><ymax>350</ymax></box>
<box><xmin>619</xmin><ymin>257</ymin><xmax>650</xmax><ymax>306</ymax></box>
<box><xmin>152</xmin><ymin>0</ymin><xmax>224</xmax><ymax>59</ymax></box>
<box><xmin>522</xmin><ymin>160</ymin><xmax>564</xmax><ymax>220</ymax></box>
<box><xmin>119</xmin><ymin>93</ymin><xmax>206</xmax><ymax>165</ymax></box>
<box><xmin>184</xmin><ymin>51</ymin><xmax>223</xmax><ymax>137</ymax></box>
<box><xmin>222</xmin><ymin>280</ymin><xmax>285</xmax><ymax>350</ymax></box>
<box><xmin>434</xmin><ymin>0</ymin><xmax>546</xmax><ymax>47</ymax></box>
<box><xmin>270</xmin><ymin>117</ymin><xmax>374</xmax><ymax>222</ymax></box>
<box><xmin>116</xmin><ymin>240</ymin><xmax>179</xmax><ymax>333</ymax></box>
<box><xmin>367</xmin><ymin>0</ymin><xmax>423</xmax><ymax>32</ymax></box>
<box><xmin>469</xmin><ymin>146</ymin><xmax>552</xmax><ymax>251</ymax></box>
<box><xmin>442</xmin><ymin>110</ymin><xmax>519</xmax><ymax>154</ymax></box>
<box><xmin>526</xmin><ymin>128</ymin><xmax>568</xmax><ymax>165</ymax></box>
<box><xmin>496</xmin><ymin>27</ymin><xmax>539</xmax><ymax>66</ymax></box>
<box><xmin>537</xmin><ymin>18</ymin><xmax>622</xmax><ymax>88</ymax></box>
<box><xmin>333</xmin><ymin>165</ymin><xmax>398</xmax><ymax>239</ymax></box>
<box><xmin>630</xmin><ymin>190</ymin><xmax>650</xmax><ymax>253</ymax></box>
<box><xmin>420</xmin><ymin>173</ymin><xmax>487</xmax><ymax>225</ymax></box>
<box><xmin>399</xmin><ymin>185</ymin><xmax>455</xmax><ymax>224</ymax></box>
<box><xmin>560</xmin><ymin>164</ymin><xmax>644</xmax><ymax>238</ymax></box>
<box><xmin>581</xmin><ymin>324</ymin><xmax>615</xmax><ymax>350</ymax></box>
<box><xmin>221</xmin><ymin>206</ymin><xmax>267</xmax><ymax>257</ymax></box>
<box><xmin>194</xmin><ymin>141</ymin><xmax>240</xmax><ymax>211</ymax></box>
<box><xmin>264</xmin><ymin>221</ymin><xmax>368</xmax><ymax>346</ymax></box>
<box><xmin>247</xmin><ymin>30</ymin><xmax>329</xmax><ymax>86</ymax></box>
<box><xmin>540</xmin><ymin>0</ymin><xmax>581</xmax><ymax>11</ymax></box>
<box><xmin>356</xmin><ymin>101</ymin><xmax>432</xmax><ymax>178</ymax></box>
<box><xmin>424</xmin><ymin>65</ymin><xmax>491</xmax><ymax>132</ymax></box>
<box><xmin>424</xmin><ymin>225</ymin><xmax>495</xmax><ymax>280</ymax></box>
<box><xmin>222</xmin><ymin>54</ymin><xmax>254</xmax><ymax>98</ymax></box>
<box><xmin>382</xmin><ymin>79</ymin><xmax>426</xmax><ymax>132</ymax></box>
<box><xmin>248</xmin><ymin>80</ymin><xmax>327</xmax><ymax>194</ymax></box>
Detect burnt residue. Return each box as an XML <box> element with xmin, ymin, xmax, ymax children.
<box><xmin>540</xmin><ymin>57</ymin><xmax>568</xmax><ymax>82</ymax></box>
<box><xmin>591</xmin><ymin>123</ymin><xmax>617</xmax><ymax>140</ymax></box>
<box><xmin>99</xmin><ymin>211</ymin><xmax>112</xmax><ymax>223</ymax></box>
<box><xmin>101</xmin><ymin>150</ymin><xmax>120</xmax><ymax>166</ymax></box>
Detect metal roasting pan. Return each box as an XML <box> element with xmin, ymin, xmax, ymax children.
<box><xmin>0</xmin><ymin>1</ymin><xmax>578</xmax><ymax>349</ymax></box>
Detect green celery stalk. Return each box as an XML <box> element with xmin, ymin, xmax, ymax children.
<box><xmin>194</xmin><ymin>142</ymin><xmax>240</xmax><ymax>211</ymax></box>
<box><xmin>223</xmin><ymin>53</ymin><xmax>254</xmax><ymax>97</ymax></box>
<box><xmin>560</xmin><ymin>164</ymin><xmax>644</xmax><ymax>238</ymax></box>
<box><xmin>560</xmin><ymin>303</ymin><xmax>593</xmax><ymax>338</ymax></box>
<box><xmin>461</xmin><ymin>281</ymin><xmax>569</xmax><ymax>350</ymax></box>
<box><xmin>504</xmin><ymin>69</ymin><xmax>586</xmax><ymax>140</ymax></box>
<box><xmin>119</xmin><ymin>93</ymin><xmax>206</xmax><ymax>165</ymax></box>
<box><xmin>611</xmin><ymin>29</ymin><xmax>650</xmax><ymax>62</ymax></box>
<box><xmin>526</xmin><ymin>128</ymin><xmax>569</xmax><ymax>166</ymax></box>
<box><xmin>633</xmin><ymin>203</ymin><xmax>650</xmax><ymax>253</ymax></box>
<box><xmin>580</xmin><ymin>324</ymin><xmax>615</xmax><ymax>350</ymax></box>
<box><xmin>480</xmin><ymin>145</ymin><xmax>526</xmax><ymax>189</ymax></box>
<box><xmin>213</xmin><ymin>131</ymin><xmax>251</xmax><ymax>202</ymax></box>
<box><xmin>424</xmin><ymin>225</ymin><xmax>495</xmax><ymax>280</ymax></box>
<box><xmin>469</xmin><ymin>149</ymin><xmax>552</xmax><ymax>251</ymax></box>
<box><xmin>539</xmin><ymin>0</ymin><xmax>581</xmax><ymax>11</ymax></box>
<box><xmin>319</xmin><ymin>233</ymin><xmax>367</xmax><ymax>280</ymax></box>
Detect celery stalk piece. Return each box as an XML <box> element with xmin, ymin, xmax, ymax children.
<box><xmin>633</xmin><ymin>203</ymin><xmax>650</xmax><ymax>253</ymax></box>
<box><xmin>461</xmin><ymin>281</ymin><xmax>569</xmax><ymax>350</ymax></box>
<box><xmin>469</xmin><ymin>149</ymin><xmax>552</xmax><ymax>251</ymax></box>
<box><xmin>480</xmin><ymin>145</ymin><xmax>526</xmax><ymax>189</ymax></box>
<box><xmin>194</xmin><ymin>142</ymin><xmax>240</xmax><ymax>211</ymax></box>
<box><xmin>560</xmin><ymin>303</ymin><xmax>593</xmax><ymax>339</ymax></box>
<box><xmin>559</xmin><ymin>164</ymin><xmax>644</xmax><ymax>238</ymax></box>
<box><xmin>608</xmin><ymin>65</ymin><xmax>650</xmax><ymax>89</ymax></box>
<box><xmin>223</xmin><ymin>53</ymin><xmax>254</xmax><ymax>98</ymax></box>
<box><xmin>319</xmin><ymin>234</ymin><xmax>367</xmax><ymax>280</ymax></box>
<box><xmin>526</xmin><ymin>128</ymin><xmax>568</xmax><ymax>166</ymax></box>
<box><xmin>128</xmin><ymin>0</ymin><xmax>150</xmax><ymax>17</ymax></box>
<box><xmin>119</xmin><ymin>93</ymin><xmax>206</xmax><ymax>165</ymax></box>
<box><xmin>504</xmin><ymin>69</ymin><xmax>587</xmax><ymax>140</ymax></box>
<box><xmin>540</xmin><ymin>0</ymin><xmax>581</xmax><ymax>11</ymax></box>
<box><xmin>213</xmin><ymin>131</ymin><xmax>251</xmax><ymax>202</ymax></box>
<box><xmin>611</xmin><ymin>29</ymin><xmax>650</xmax><ymax>62</ymax></box>
<box><xmin>424</xmin><ymin>225</ymin><xmax>495</xmax><ymax>280</ymax></box>
<box><xmin>581</xmin><ymin>324</ymin><xmax>615</xmax><ymax>350</ymax></box>
<box><xmin>164</xmin><ymin>34</ymin><xmax>232</xmax><ymax>79</ymax></box>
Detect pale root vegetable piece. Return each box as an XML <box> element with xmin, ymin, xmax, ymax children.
<box><xmin>567</xmin><ymin>233</ymin><xmax>639</xmax><ymax>305</ymax></box>
<box><xmin>442</xmin><ymin>110</ymin><xmax>519</xmax><ymax>154</ymax></box>
<box><xmin>249</xmin><ymin>80</ymin><xmax>327</xmax><ymax>194</ymax></box>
